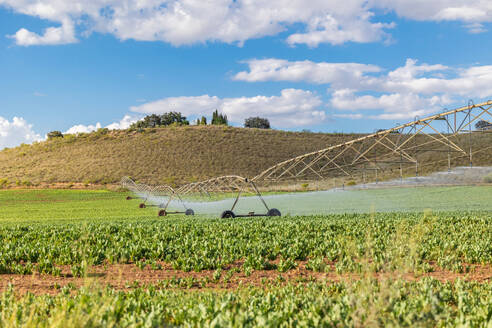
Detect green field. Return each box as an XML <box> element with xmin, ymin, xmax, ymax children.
<box><xmin>191</xmin><ymin>185</ymin><xmax>492</xmax><ymax>216</ymax></box>
<box><xmin>1</xmin><ymin>188</ymin><xmax>492</xmax><ymax>327</ymax></box>
<box><xmin>2</xmin><ymin>185</ymin><xmax>492</xmax><ymax>221</ymax></box>
<box><xmin>0</xmin><ymin>189</ymin><xmax>157</xmax><ymax>222</ymax></box>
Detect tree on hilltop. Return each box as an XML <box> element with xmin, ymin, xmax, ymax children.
<box><xmin>211</xmin><ymin>110</ymin><xmax>228</xmax><ymax>125</ymax></box>
<box><xmin>244</xmin><ymin>117</ymin><xmax>271</xmax><ymax>129</ymax></box>
<box><xmin>130</xmin><ymin>112</ymin><xmax>189</xmax><ymax>129</ymax></box>
<box><xmin>47</xmin><ymin>131</ymin><xmax>64</xmax><ymax>139</ymax></box>
<box><xmin>475</xmin><ymin>120</ymin><xmax>492</xmax><ymax>130</ymax></box>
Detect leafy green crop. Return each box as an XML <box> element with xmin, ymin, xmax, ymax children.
<box><xmin>1</xmin><ymin>189</ymin><xmax>492</xmax><ymax>326</ymax></box>
<box><xmin>2</xmin><ymin>279</ymin><xmax>492</xmax><ymax>327</ymax></box>
<box><xmin>0</xmin><ymin>211</ymin><xmax>491</xmax><ymax>275</ymax></box>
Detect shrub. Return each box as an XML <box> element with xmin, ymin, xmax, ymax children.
<box><xmin>47</xmin><ymin>131</ymin><xmax>63</xmax><ymax>139</ymax></box>
<box><xmin>0</xmin><ymin>178</ymin><xmax>9</xmax><ymax>188</ymax></box>
<box><xmin>484</xmin><ymin>173</ymin><xmax>492</xmax><ymax>184</ymax></box>
<box><xmin>475</xmin><ymin>120</ymin><xmax>492</xmax><ymax>130</ymax></box>
<box><xmin>130</xmin><ymin>112</ymin><xmax>189</xmax><ymax>129</ymax></box>
<box><xmin>244</xmin><ymin>117</ymin><xmax>270</xmax><ymax>129</ymax></box>
<box><xmin>347</xmin><ymin>180</ymin><xmax>357</xmax><ymax>186</ymax></box>
<box><xmin>94</xmin><ymin>128</ymin><xmax>109</xmax><ymax>136</ymax></box>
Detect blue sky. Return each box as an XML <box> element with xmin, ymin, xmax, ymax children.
<box><xmin>1</xmin><ymin>1</ymin><xmax>492</xmax><ymax>149</ymax></box>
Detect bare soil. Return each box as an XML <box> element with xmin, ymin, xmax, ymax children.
<box><xmin>1</xmin><ymin>261</ymin><xmax>491</xmax><ymax>295</ymax></box>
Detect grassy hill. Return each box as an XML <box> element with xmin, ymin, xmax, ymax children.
<box><xmin>0</xmin><ymin>126</ymin><xmax>490</xmax><ymax>189</ymax></box>
<box><xmin>0</xmin><ymin>126</ymin><xmax>358</xmax><ymax>187</ymax></box>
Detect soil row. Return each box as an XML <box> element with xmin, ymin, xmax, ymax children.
<box><xmin>1</xmin><ymin>261</ymin><xmax>492</xmax><ymax>295</ymax></box>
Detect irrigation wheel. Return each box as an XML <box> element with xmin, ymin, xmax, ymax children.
<box><xmin>158</xmin><ymin>209</ymin><xmax>167</xmax><ymax>216</ymax></box>
<box><xmin>126</xmin><ymin>196</ymin><xmax>132</xmax><ymax>200</ymax></box>
<box><xmin>139</xmin><ymin>203</ymin><xmax>146</xmax><ymax>208</ymax></box>
<box><xmin>221</xmin><ymin>210</ymin><xmax>236</xmax><ymax>219</ymax></box>
<box><xmin>185</xmin><ymin>209</ymin><xmax>195</xmax><ymax>216</ymax></box>
<box><xmin>267</xmin><ymin>208</ymin><xmax>281</xmax><ymax>217</ymax></box>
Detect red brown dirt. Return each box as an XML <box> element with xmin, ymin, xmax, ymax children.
<box><xmin>1</xmin><ymin>261</ymin><xmax>492</xmax><ymax>295</ymax></box>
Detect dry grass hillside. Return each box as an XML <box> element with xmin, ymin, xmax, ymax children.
<box><xmin>1</xmin><ymin>126</ymin><xmax>491</xmax><ymax>189</ymax></box>
<box><xmin>0</xmin><ymin>126</ymin><xmax>359</xmax><ymax>187</ymax></box>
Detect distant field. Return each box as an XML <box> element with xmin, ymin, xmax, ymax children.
<box><xmin>1</xmin><ymin>185</ymin><xmax>491</xmax><ymax>221</ymax></box>
<box><xmin>1</xmin><ymin>188</ymin><xmax>492</xmax><ymax>326</ymax></box>
<box><xmin>187</xmin><ymin>185</ymin><xmax>492</xmax><ymax>216</ymax></box>
<box><xmin>0</xmin><ymin>189</ymin><xmax>156</xmax><ymax>222</ymax></box>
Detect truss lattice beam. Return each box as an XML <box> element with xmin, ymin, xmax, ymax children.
<box><xmin>253</xmin><ymin>101</ymin><xmax>492</xmax><ymax>182</ymax></box>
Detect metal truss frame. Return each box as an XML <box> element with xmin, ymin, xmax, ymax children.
<box><xmin>252</xmin><ymin>100</ymin><xmax>492</xmax><ymax>183</ymax></box>
<box><xmin>122</xmin><ymin>100</ymin><xmax>492</xmax><ymax>216</ymax></box>
<box><xmin>121</xmin><ymin>177</ymin><xmax>192</xmax><ymax>215</ymax></box>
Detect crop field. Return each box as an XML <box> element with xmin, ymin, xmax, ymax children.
<box><xmin>1</xmin><ymin>188</ymin><xmax>492</xmax><ymax>326</ymax></box>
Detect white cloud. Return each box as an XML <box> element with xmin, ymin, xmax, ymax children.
<box><xmin>435</xmin><ymin>6</ymin><xmax>487</xmax><ymax>21</ymax></box>
<box><xmin>106</xmin><ymin>115</ymin><xmax>139</xmax><ymax>130</ymax></box>
<box><xmin>222</xmin><ymin>89</ymin><xmax>325</xmax><ymax>127</ymax></box>
<box><xmin>369</xmin><ymin>60</ymin><xmax>492</xmax><ymax>97</ymax></box>
<box><xmin>9</xmin><ymin>19</ymin><xmax>77</xmax><ymax>46</ymax></box>
<box><xmin>330</xmin><ymin>89</ymin><xmax>451</xmax><ymax>119</ymax></box>
<box><xmin>65</xmin><ymin>122</ymin><xmax>102</xmax><ymax>134</ymax></box>
<box><xmin>235</xmin><ymin>57</ymin><xmax>492</xmax><ymax>119</ymax></box>
<box><xmin>0</xmin><ymin>116</ymin><xmax>42</xmax><ymax>149</ymax></box>
<box><xmin>131</xmin><ymin>95</ymin><xmax>221</xmax><ymax>117</ymax></box>
<box><xmin>286</xmin><ymin>14</ymin><xmax>395</xmax><ymax>47</ymax></box>
<box><xmin>234</xmin><ymin>59</ymin><xmax>381</xmax><ymax>86</ymax></box>
<box><xmin>464</xmin><ymin>23</ymin><xmax>487</xmax><ymax>34</ymax></box>
<box><xmin>333</xmin><ymin>113</ymin><xmax>364</xmax><ymax>120</ymax></box>
<box><xmin>131</xmin><ymin>89</ymin><xmax>325</xmax><ymax>127</ymax></box>
<box><xmin>372</xmin><ymin>0</ymin><xmax>492</xmax><ymax>33</ymax></box>
<box><xmin>64</xmin><ymin>115</ymin><xmax>140</xmax><ymax>134</ymax></box>
<box><xmin>3</xmin><ymin>0</ymin><xmax>490</xmax><ymax>47</ymax></box>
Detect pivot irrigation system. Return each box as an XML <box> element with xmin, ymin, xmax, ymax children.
<box><xmin>122</xmin><ymin>100</ymin><xmax>492</xmax><ymax>218</ymax></box>
<box><xmin>121</xmin><ymin>177</ymin><xmax>194</xmax><ymax>216</ymax></box>
<box><xmin>123</xmin><ymin>175</ymin><xmax>281</xmax><ymax>218</ymax></box>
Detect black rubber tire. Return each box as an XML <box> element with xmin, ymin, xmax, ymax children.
<box><xmin>126</xmin><ymin>196</ymin><xmax>132</xmax><ymax>200</ymax></box>
<box><xmin>139</xmin><ymin>203</ymin><xmax>146</xmax><ymax>209</ymax></box>
<box><xmin>158</xmin><ymin>209</ymin><xmax>167</xmax><ymax>216</ymax></box>
<box><xmin>185</xmin><ymin>209</ymin><xmax>195</xmax><ymax>216</ymax></box>
<box><xmin>267</xmin><ymin>208</ymin><xmax>281</xmax><ymax>217</ymax></box>
<box><xmin>221</xmin><ymin>210</ymin><xmax>236</xmax><ymax>219</ymax></box>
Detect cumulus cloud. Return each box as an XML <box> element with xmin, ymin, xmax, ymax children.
<box><xmin>234</xmin><ymin>59</ymin><xmax>381</xmax><ymax>86</ymax></box>
<box><xmin>64</xmin><ymin>115</ymin><xmax>140</xmax><ymax>134</ymax></box>
<box><xmin>9</xmin><ymin>19</ymin><xmax>77</xmax><ymax>46</ymax></box>
<box><xmin>330</xmin><ymin>90</ymin><xmax>451</xmax><ymax>120</ymax></box>
<box><xmin>131</xmin><ymin>89</ymin><xmax>325</xmax><ymax>127</ymax></box>
<box><xmin>105</xmin><ymin>115</ymin><xmax>139</xmax><ymax>130</ymax></box>
<box><xmin>372</xmin><ymin>0</ymin><xmax>492</xmax><ymax>33</ymax></box>
<box><xmin>64</xmin><ymin>122</ymin><xmax>102</xmax><ymax>134</ymax></box>
<box><xmin>235</xmin><ymin>57</ymin><xmax>492</xmax><ymax>120</ymax></box>
<box><xmin>131</xmin><ymin>95</ymin><xmax>221</xmax><ymax>117</ymax></box>
<box><xmin>0</xmin><ymin>116</ymin><xmax>42</xmax><ymax>149</ymax></box>
<box><xmin>286</xmin><ymin>14</ymin><xmax>395</xmax><ymax>47</ymax></box>
<box><xmin>2</xmin><ymin>0</ymin><xmax>490</xmax><ymax>47</ymax></box>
